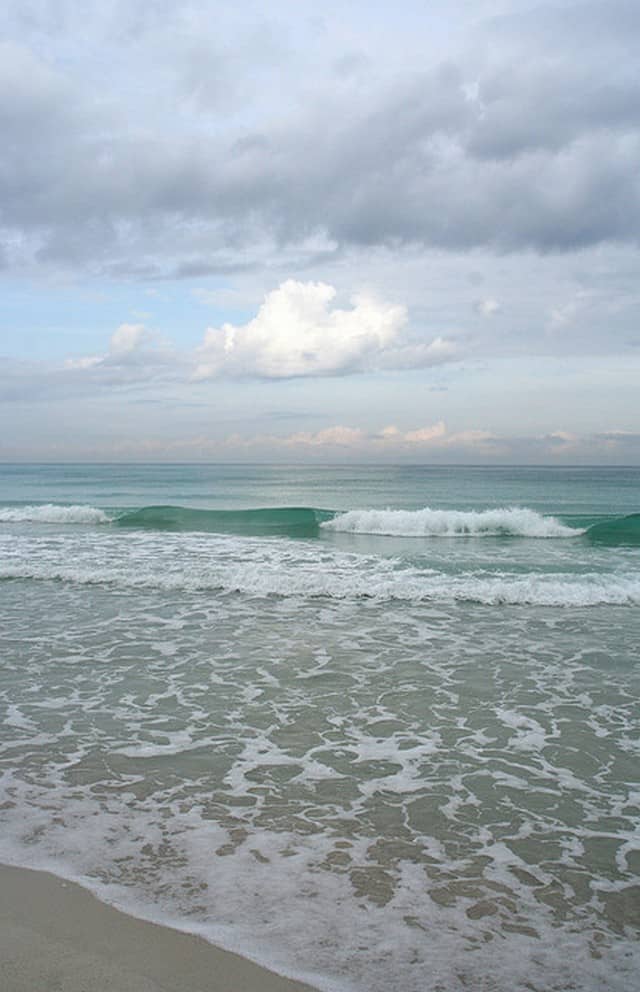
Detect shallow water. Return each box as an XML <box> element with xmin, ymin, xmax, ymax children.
<box><xmin>1</xmin><ymin>464</ymin><xmax>639</xmax><ymax>991</ymax></box>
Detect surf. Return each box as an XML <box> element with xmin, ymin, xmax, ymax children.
<box><xmin>2</xmin><ymin>502</ymin><xmax>640</xmax><ymax>546</ymax></box>
<box><xmin>3</xmin><ymin>557</ymin><xmax>639</xmax><ymax>606</ymax></box>
<box><xmin>0</xmin><ymin>504</ymin><xmax>110</xmax><ymax>524</ymax></box>
<box><xmin>321</xmin><ymin>506</ymin><xmax>581</xmax><ymax>538</ymax></box>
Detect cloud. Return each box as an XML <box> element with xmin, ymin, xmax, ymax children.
<box><xmin>233</xmin><ymin>420</ymin><xmax>500</xmax><ymax>455</ymax></box>
<box><xmin>8</xmin><ymin>280</ymin><xmax>460</xmax><ymax>399</ymax></box>
<box><xmin>546</xmin><ymin>289</ymin><xmax>603</xmax><ymax>333</ymax></box>
<box><xmin>283</xmin><ymin>426</ymin><xmax>367</xmax><ymax>447</ymax></box>
<box><xmin>475</xmin><ymin>298</ymin><xmax>501</xmax><ymax>317</ymax></box>
<box><xmin>594</xmin><ymin>429</ymin><xmax>640</xmax><ymax>444</ymax></box>
<box><xmin>64</xmin><ymin>324</ymin><xmax>153</xmax><ymax>369</ymax></box>
<box><xmin>1</xmin><ymin>3</ymin><xmax>640</xmax><ymax>278</ymax></box>
<box><xmin>110</xmin><ymin>323</ymin><xmax>149</xmax><ymax>354</ymax></box>
<box><xmin>63</xmin><ymin>355</ymin><xmax>102</xmax><ymax>371</ymax></box>
<box><xmin>549</xmin><ymin>301</ymin><xmax>581</xmax><ymax>329</ymax></box>
<box><xmin>403</xmin><ymin>423</ymin><xmax>447</xmax><ymax>443</ymax></box>
<box><xmin>193</xmin><ymin>279</ymin><xmax>450</xmax><ymax>378</ymax></box>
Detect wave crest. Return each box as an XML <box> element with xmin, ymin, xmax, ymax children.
<box><xmin>322</xmin><ymin>506</ymin><xmax>581</xmax><ymax>539</ymax></box>
<box><xmin>3</xmin><ymin>502</ymin><xmax>637</xmax><ymax>546</ymax></box>
<box><xmin>0</xmin><ymin>504</ymin><xmax>110</xmax><ymax>525</ymax></box>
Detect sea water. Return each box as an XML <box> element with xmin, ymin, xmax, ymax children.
<box><xmin>0</xmin><ymin>463</ymin><xmax>638</xmax><ymax>991</ymax></box>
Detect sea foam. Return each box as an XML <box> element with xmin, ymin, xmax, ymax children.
<box><xmin>0</xmin><ymin>504</ymin><xmax>110</xmax><ymax>524</ymax></box>
<box><xmin>3</xmin><ymin>559</ymin><xmax>639</xmax><ymax>606</ymax></box>
<box><xmin>322</xmin><ymin>506</ymin><xmax>581</xmax><ymax>538</ymax></box>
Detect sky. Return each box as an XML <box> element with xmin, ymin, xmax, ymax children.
<box><xmin>1</xmin><ymin>0</ymin><xmax>639</xmax><ymax>463</ymax></box>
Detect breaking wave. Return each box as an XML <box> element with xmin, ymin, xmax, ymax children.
<box><xmin>322</xmin><ymin>506</ymin><xmax>580</xmax><ymax>538</ymax></box>
<box><xmin>2</xmin><ymin>503</ymin><xmax>639</xmax><ymax>546</ymax></box>
<box><xmin>0</xmin><ymin>504</ymin><xmax>110</xmax><ymax>525</ymax></box>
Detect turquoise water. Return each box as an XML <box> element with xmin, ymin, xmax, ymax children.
<box><xmin>1</xmin><ymin>464</ymin><xmax>639</xmax><ymax>991</ymax></box>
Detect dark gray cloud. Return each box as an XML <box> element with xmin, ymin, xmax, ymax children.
<box><xmin>0</xmin><ymin>1</ymin><xmax>639</xmax><ymax>277</ymax></box>
<box><xmin>469</xmin><ymin>65</ymin><xmax>640</xmax><ymax>160</ymax></box>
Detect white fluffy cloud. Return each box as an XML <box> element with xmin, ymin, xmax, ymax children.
<box><xmin>57</xmin><ymin>280</ymin><xmax>463</xmax><ymax>390</ymax></box>
<box><xmin>194</xmin><ymin>279</ymin><xmax>414</xmax><ymax>378</ymax></box>
<box><xmin>62</xmin><ymin>281</ymin><xmax>460</xmax><ymax>382</ymax></box>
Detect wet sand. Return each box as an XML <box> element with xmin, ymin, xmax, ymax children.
<box><xmin>0</xmin><ymin>863</ymin><xmax>319</xmax><ymax>992</ymax></box>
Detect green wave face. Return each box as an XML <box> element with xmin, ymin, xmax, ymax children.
<box><xmin>586</xmin><ymin>513</ymin><xmax>640</xmax><ymax>546</ymax></box>
<box><xmin>114</xmin><ymin>506</ymin><xmax>640</xmax><ymax>545</ymax></box>
<box><xmin>115</xmin><ymin>505</ymin><xmax>333</xmax><ymax>539</ymax></box>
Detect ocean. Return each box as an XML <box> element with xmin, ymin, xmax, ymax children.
<box><xmin>1</xmin><ymin>463</ymin><xmax>638</xmax><ymax>991</ymax></box>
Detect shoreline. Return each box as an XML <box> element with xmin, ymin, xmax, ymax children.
<box><xmin>0</xmin><ymin>863</ymin><xmax>321</xmax><ymax>992</ymax></box>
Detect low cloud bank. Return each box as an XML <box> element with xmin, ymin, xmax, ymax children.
<box><xmin>38</xmin><ymin>422</ymin><xmax>640</xmax><ymax>464</ymax></box>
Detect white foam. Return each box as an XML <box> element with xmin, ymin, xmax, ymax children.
<box><xmin>0</xmin><ymin>504</ymin><xmax>110</xmax><ymax>524</ymax></box>
<box><xmin>495</xmin><ymin>708</ymin><xmax>549</xmax><ymax>751</ymax></box>
<box><xmin>322</xmin><ymin>506</ymin><xmax>581</xmax><ymax>538</ymax></box>
<box><xmin>3</xmin><ymin>559</ymin><xmax>639</xmax><ymax>606</ymax></box>
<box><xmin>4</xmin><ymin>705</ymin><xmax>36</xmax><ymax>730</ymax></box>
<box><xmin>113</xmin><ymin>729</ymin><xmax>203</xmax><ymax>758</ymax></box>
<box><xmin>1</xmin><ymin>798</ymin><xmax>638</xmax><ymax>992</ymax></box>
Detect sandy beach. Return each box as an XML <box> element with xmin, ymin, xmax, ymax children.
<box><xmin>0</xmin><ymin>863</ymin><xmax>318</xmax><ymax>992</ymax></box>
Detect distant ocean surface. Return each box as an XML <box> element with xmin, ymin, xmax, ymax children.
<box><xmin>1</xmin><ymin>463</ymin><xmax>639</xmax><ymax>992</ymax></box>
